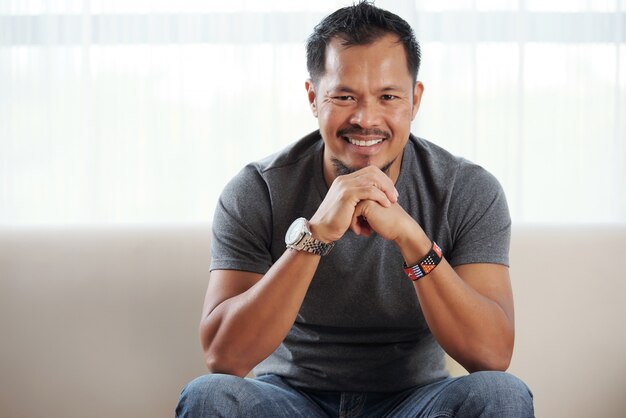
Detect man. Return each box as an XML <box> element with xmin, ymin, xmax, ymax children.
<box><xmin>177</xmin><ymin>2</ymin><xmax>534</xmax><ymax>417</ymax></box>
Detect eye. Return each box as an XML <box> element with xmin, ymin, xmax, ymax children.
<box><xmin>334</xmin><ymin>95</ymin><xmax>355</xmax><ymax>101</ymax></box>
<box><xmin>381</xmin><ymin>94</ymin><xmax>397</xmax><ymax>101</ymax></box>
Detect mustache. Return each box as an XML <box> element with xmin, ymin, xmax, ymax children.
<box><xmin>337</xmin><ymin>127</ymin><xmax>391</xmax><ymax>139</ymax></box>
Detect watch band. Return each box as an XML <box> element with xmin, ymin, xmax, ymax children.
<box><xmin>285</xmin><ymin>218</ymin><xmax>334</xmax><ymax>256</ymax></box>
<box><xmin>403</xmin><ymin>241</ymin><xmax>443</xmax><ymax>281</ymax></box>
<box><xmin>294</xmin><ymin>235</ymin><xmax>335</xmax><ymax>256</ymax></box>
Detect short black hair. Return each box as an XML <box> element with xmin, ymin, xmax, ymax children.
<box><xmin>306</xmin><ymin>0</ymin><xmax>421</xmax><ymax>85</ymax></box>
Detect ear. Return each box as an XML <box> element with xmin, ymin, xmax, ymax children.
<box><xmin>411</xmin><ymin>81</ymin><xmax>424</xmax><ymax>120</ymax></box>
<box><xmin>305</xmin><ymin>79</ymin><xmax>318</xmax><ymax>117</ymax></box>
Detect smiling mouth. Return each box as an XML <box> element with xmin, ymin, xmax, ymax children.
<box><xmin>338</xmin><ymin>127</ymin><xmax>390</xmax><ymax>148</ymax></box>
<box><xmin>344</xmin><ymin>137</ymin><xmax>385</xmax><ymax>147</ymax></box>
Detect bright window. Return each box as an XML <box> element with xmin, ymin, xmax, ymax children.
<box><xmin>1</xmin><ymin>0</ymin><xmax>624</xmax><ymax>224</ymax></box>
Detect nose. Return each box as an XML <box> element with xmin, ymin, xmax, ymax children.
<box><xmin>349</xmin><ymin>99</ymin><xmax>382</xmax><ymax>128</ymax></box>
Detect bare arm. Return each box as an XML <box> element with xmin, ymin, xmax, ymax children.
<box><xmin>354</xmin><ymin>198</ymin><xmax>515</xmax><ymax>372</ymax></box>
<box><xmin>200</xmin><ymin>166</ymin><xmax>399</xmax><ymax>376</ymax></box>
<box><xmin>200</xmin><ymin>250</ymin><xmax>320</xmax><ymax>377</ymax></box>
<box><xmin>203</xmin><ymin>164</ymin><xmax>512</xmax><ymax>375</ymax></box>
<box><xmin>398</xmin><ymin>228</ymin><xmax>514</xmax><ymax>372</ymax></box>
<box><xmin>419</xmin><ymin>262</ymin><xmax>514</xmax><ymax>372</ymax></box>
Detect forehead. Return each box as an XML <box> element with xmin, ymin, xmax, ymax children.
<box><xmin>322</xmin><ymin>33</ymin><xmax>412</xmax><ymax>87</ymax></box>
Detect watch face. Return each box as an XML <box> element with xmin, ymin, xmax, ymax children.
<box><xmin>285</xmin><ymin>217</ymin><xmax>306</xmax><ymax>246</ymax></box>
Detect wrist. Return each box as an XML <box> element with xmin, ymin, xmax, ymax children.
<box><xmin>403</xmin><ymin>241</ymin><xmax>443</xmax><ymax>281</ymax></box>
<box><xmin>307</xmin><ymin>220</ymin><xmax>335</xmax><ymax>244</ymax></box>
<box><xmin>285</xmin><ymin>218</ymin><xmax>335</xmax><ymax>256</ymax></box>
<box><xmin>393</xmin><ymin>218</ymin><xmax>431</xmax><ymax>257</ymax></box>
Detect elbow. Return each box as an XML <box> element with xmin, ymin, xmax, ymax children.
<box><xmin>464</xmin><ymin>353</ymin><xmax>511</xmax><ymax>374</ymax></box>
<box><xmin>199</xmin><ymin>318</ymin><xmax>250</xmax><ymax>377</ymax></box>
<box><xmin>493</xmin><ymin>332</ymin><xmax>515</xmax><ymax>371</ymax></box>
<box><xmin>203</xmin><ymin>348</ymin><xmax>251</xmax><ymax>378</ymax></box>
<box><xmin>204</xmin><ymin>347</ymin><xmax>252</xmax><ymax>377</ymax></box>
<box><xmin>475</xmin><ymin>353</ymin><xmax>511</xmax><ymax>373</ymax></box>
<box><xmin>465</xmin><ymin>339</ymin><xmax>514</xmax><ymax>373</ymax></box>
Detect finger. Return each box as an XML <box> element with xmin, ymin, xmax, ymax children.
<box><xmin>353</xmin><ymin>185</ymin><xmax>393</xmax><ymax>208</ymax></box>
<box><xmin>350</xmin><ymin>213</ymin><xmax>373</xmax><ymax>237</ymax></box>
<box><xmin>351</xmin><ymin>201</ymin><xmax>375</xmax><ymax>236</ymax></box>
<box><xmin>350</xmin><ymin>203</ymin><xmax>363</xmax><ymax>235</ymax></box>
<box><xmin>350</xmin><ymin>213</ymin><xmax>362</xmax><ymax>235</ymax></box>
<box><xmin>351</xmin><ymin>167</ymin><xmax>399</xmax><ymax>203</ymax></box>
<box><xmin>359</xmin><ymin>216</ymin><xmax>373</xmax><ymax>237</ymax></box>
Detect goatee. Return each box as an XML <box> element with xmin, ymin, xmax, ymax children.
<box><xmin>331</xmin><ymin>157</ymin><xmax>396</xmax><ymax>178</ymax></box>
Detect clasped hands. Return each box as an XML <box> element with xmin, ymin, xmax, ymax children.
<box><xmin>309</xmin><ymin>165</ymin><xmax>414</xmax><ymax>244</ymax></box>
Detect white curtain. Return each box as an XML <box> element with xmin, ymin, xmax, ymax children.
<box><xmin>1</xmin><ymin>0</ymin><xmax>624</xmax><ymax>224</ymax></box>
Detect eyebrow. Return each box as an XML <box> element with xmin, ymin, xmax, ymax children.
<box><xmin>380</xmin><ymin>85</ymin><xmax>405</xmax><ymax>92</ymax></box>
<box><xmin>326</xmin><ymin>85</ymin><xmax>357</xmax><ymax>94</ymax></box>
<box><xmin>327</xmin><ymin>85</ymin><xmax>405</xmax><ymax>94</ymax></box>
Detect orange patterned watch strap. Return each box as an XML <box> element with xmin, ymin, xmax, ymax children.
<box><xmin>403</xmin><ymin>241</ymin><xmax>443</xmax><ymax>281</ymax></box>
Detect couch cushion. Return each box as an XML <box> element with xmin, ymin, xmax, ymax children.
<box><xmin>0</xmin><ymin>224</ymin><xmax>211</xmax><ymax>418</ymax></box>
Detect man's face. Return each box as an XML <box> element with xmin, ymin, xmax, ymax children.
<box><xmin>306</xmin><ymin>33</ymin><xmax>424</xmax><ymax>185</ymax></box>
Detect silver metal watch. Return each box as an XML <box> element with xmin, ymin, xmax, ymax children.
<box><xmin>285</xmin><ymin>217</ymin><xmax>334</xmax><ymax>256</ymax></box>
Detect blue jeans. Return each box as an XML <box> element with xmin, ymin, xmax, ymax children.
<box><xmin>176</xmin><ymin>371</ymin><xmax>534</xmax><ymax>417</ymax></box>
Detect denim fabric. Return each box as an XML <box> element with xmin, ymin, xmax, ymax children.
<box><xmin>175</xmin><ymin>371</ymin><xmax>534</xmax><ymax>417</ymax></box>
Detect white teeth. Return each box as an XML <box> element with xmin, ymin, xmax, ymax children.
<box><xmin>347</xmin><ymin>137</ymin><xmax>384</xmax><ymax>147</ymax></box>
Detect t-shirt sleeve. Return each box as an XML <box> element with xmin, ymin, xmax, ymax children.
<box><xmin>210</xmin><ymin>164</ymin><xmax>274</xmax><ymax>274</ymax></box>
<box><xmin>445</xmin><ymin>161</ymin><xmax>511</xmax><ymax>267</ymax></box>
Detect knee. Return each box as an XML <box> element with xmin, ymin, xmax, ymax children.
<box><xmin>467</xmin><ymin>370</ymin><xmax>532</xmax><ymax>394</ymax></box>
<box><xmin>176</xmin><ymin>374</ymin><xmax>249</xmax><ymax>418</ymax></box>
<box><xmin>180</xmin><ymin>373</ymin><xmax>246</xmax><ymax>397</ymax></box>
<box><xmin>454</xmin><ymin>371</ymin><xmax>534</xmax><ymax>417</ymax></box>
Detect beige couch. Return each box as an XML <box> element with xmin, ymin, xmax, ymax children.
<box><xmin>1</xmin><ymin>223</ymin><xmax>625</xmax><ymax>418</ymax></box>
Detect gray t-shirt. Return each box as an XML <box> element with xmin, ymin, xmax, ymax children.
<box><xmin>210</xmin><ymin>130</ymin><xmax>511</xmax><ymax>392</ymax></box>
